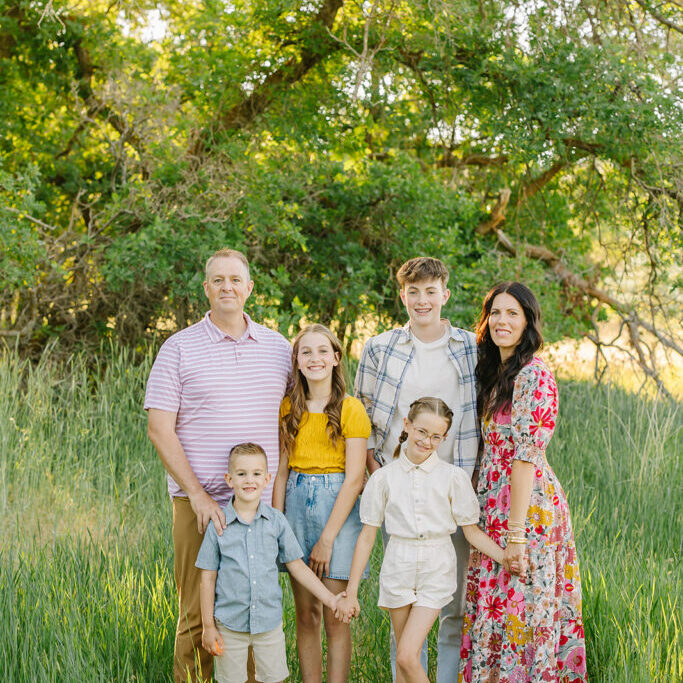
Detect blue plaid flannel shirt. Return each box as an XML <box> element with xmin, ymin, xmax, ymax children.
<box><xmin>354</xmin><ymin>322</ymin><xmax>480</xmax><ymax>474</ymax></box>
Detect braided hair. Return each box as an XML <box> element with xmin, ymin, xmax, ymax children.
<box><xmin>392</xmin><ymin>397</ymin><xmax>454</xmax><ymax>459</ymax></box>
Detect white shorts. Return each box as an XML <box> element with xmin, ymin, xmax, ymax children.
<box><xmin>379</xmin><ymin>536</ymin><xmax>458</xmax><ymax>610</ymax></box>
<box><xmin>214</xmin><ymin>621</ymin><xmax>289</xmax><ymax>683</ymax></box>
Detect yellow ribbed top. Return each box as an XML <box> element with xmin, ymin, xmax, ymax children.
<box><xmin>280</xmin><ymin>395</ymin><xmax>371</xmax><ymax>473</ymax></box>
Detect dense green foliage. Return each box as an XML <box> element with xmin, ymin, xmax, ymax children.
<box><xmin>0</xmin><ymin>350</ymin><xmax>680</xmax><ymax>681</ymax></box>
<box><xmin>1</xmin><ymin>1</ymin><xmax>681</xmax><ymax>354</ymax></box>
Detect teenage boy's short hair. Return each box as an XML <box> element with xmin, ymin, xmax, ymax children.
<box><xmin>396</xmin><ymin>257</ymin><xmax>449</xmax><ymax>288</ymax></box>
<box><xmin>228</xmin><ymin>442</ymin><xmax>268</xmax><ymax>471</ymax></box>
<box><xmin>205</xmin><ymin>248</ymin><xmax>251</xmax><ymax>280</ymax></box>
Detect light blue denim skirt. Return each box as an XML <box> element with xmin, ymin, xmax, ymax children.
<box><xmin>284</xmin><ymin>470</ymin><xmax>368</xmax><ymax>581</ymax></box>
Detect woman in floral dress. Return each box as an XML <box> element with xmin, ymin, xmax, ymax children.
<box><xmin>459</xmin><ymin>282</ymin><xmax>587</xmax><ymax>683</ymax></box>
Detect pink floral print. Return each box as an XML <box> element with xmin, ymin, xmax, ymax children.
<box><xmin>459</xmin><ymin>358</ymin><xmax>587</xmax><ymax>683</ymax></box>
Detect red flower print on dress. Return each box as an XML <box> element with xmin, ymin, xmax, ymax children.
<box><xmin>486</xmin><ymin>516</ymin><xmax>504</xmax><ymax>540</ymax></box>
<box><xmin>530</xmin><ymin>405</ymin><xmax>555</xmax><ymax>435</ymax></box>
<box><xmin>461</xmin><ymin>359</ymin><xmax>586</xmax><ymax>682</ymax></box>
<box><xmin>566</xmin><ymin>647</ymin><xmax>587</xmax><ymax>675</ymax></box>
<box><xmin>483</xmin><ymin>595</ymin><xmax>504</xmax><ymax>621</ymax></box>
<box><xmin>487</xmin><ymin>432</ymin><xmax>505</xmax><ymax>448</ymax></box>
<box><xmin>569</xmin><ymin>618</ymin><xmax>585</xmax><ymax>638</ymax></box>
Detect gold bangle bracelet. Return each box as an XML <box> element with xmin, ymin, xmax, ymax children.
<box><xmin>507</xmin><ymin>539</ymin><xmax>527</xmax><ymax>544</ymax></box>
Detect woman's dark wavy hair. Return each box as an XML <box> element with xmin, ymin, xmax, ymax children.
<box><xmin>475</xmin><ymin>282</ymin><xmax>543</xmax><ymax>419</ymax></box>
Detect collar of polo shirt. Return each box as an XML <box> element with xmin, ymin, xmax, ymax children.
<box><xmin>204</xmin><ymin>311</ymin><xmax>261</xmax><ymax>343</ymax></box>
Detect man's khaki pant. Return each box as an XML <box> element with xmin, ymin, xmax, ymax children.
<box><xmin>172</xmin><ymin>497</ymin><xmax>257</xmax><ymax>683</ymax></box>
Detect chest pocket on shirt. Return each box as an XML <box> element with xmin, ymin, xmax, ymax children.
<box><xmin>259</xmin><ymin>524</ymin><xmax>281</xmax><ymax>569</ymax></box>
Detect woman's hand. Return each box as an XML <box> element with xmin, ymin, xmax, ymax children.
<box><xmin>503</xmin><ymin>541</ymin><xmax>526</xmax><ymax>576</ymax></box>
<box><xmin>309</xmin><ymin>534</ymin><xmax>334</xmax><ymax>579</ymax></box>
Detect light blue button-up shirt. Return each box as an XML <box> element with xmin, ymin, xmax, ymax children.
<box><xmin>196</xmin><ymin>501</ymin><xmax>303</xmax><ymax>633</ymax></box>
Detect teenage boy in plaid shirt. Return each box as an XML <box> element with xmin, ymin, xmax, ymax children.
<box><xmin>355</xmin><ymin>256</ymin><xmax>479</xmax><ymax>683</ymax></box>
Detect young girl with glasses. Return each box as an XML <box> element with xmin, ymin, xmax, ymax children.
<box><xmin>272</xmin><ymin>324</ymin><xmax>370</xmax><ymax>683</ymax></box>
<box><xmin>335</xmin><ymin>397</ymin><xmax>508</xmax><ymax>683</ymax></box>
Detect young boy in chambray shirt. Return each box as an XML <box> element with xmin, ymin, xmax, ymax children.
<box><xmin>196</xmin><ymin>442</ymin><xmax>342</xmax><ymax>683</ymax></box>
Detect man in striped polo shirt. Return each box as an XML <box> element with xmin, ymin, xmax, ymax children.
<box><xmin>145</xmin><ymin>248</ymin><xmax>292</xmax><ymax>683</ymax></box>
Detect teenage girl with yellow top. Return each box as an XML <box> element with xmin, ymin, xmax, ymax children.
<box><xmin>272</xmin><ymin>323</ymin><xmax>370</xmax><ymax>683</ymax></box>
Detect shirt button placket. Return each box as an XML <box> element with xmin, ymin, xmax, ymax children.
<box><xmin>414</xmin><ymin>468</ymin><xmax>424</xmax><ymax>539</ymax></box>
<box><xmin>247</xmin><ymin>525</ymin><xmax>255</xmax><ymax>629</ymax></box>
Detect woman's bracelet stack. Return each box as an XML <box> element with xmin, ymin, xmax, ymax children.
<box><xmin>507</xmin><ymin>521</ymin><xmax>526</xmax><ymax>545</ymax></box>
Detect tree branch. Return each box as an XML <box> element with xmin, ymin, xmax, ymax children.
<box><xmin>475</xmin><ymin>188</ymin><xmax>511</xmax><ymax>235</ymax></box>
<box><xmin>71</xmin><ymin>39</ymin><xmax>144</xmax><ymax>156</ymax></box>
<box><xmin>521</xmin><ymin>161</ymin><xmax>567</xmax><ymax>200</ymax></box>
<box><xmin>191</xmin><ymin>0</ymin><xmax>343</xmax><ymax>155</ymax></box>
<box><xmin>633</xmin><ymin>0</ymin><xmax>683</xmax><ymax>35</ymax></box>
<box><xmin>437</xmin><ymin>151</ymin><xmax>509</xmax><ymax>168</ymax></box>
<box><xmin>489</xmin><ymin>225</ymin><xmax>683</xmax><ymax>363</ymax></box>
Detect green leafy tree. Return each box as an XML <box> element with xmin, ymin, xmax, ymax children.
<box><xmin>1</xmin><ymin>0</ymin><xmax>681</xmax><ymax>390</ymax></box>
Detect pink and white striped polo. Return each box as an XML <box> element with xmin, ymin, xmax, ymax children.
<box><xmin>144</xmin><ymin>312</ymin><xmax>292</xmax><ymax>504</ymax></box>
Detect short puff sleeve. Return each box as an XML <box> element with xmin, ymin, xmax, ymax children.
<box><xmin>341</xmin><ymin>397</ymin><xmax>372</xmax><ymax>439</ymax></box>
<box><xmin>275</xmin><ymin>512</ymin><xmax>304</xmax><ymax>564</ymax></box>
<box><xmin>195</xmin><ymin>520</ymin><xmax>220</xmax><ymax>571</ymax></box>
<box><xmin>511</xmin><ymin>361</ymin><xmax>558</xmax><ymax>468</ymax></box>
<box><xmin>449</xmin><ymin>467</ymin><xmax>480</xmax><ymax>527</ymax></box>
<box><xmin>359</xmin><ymin>469</ymin><xmax>387</xmax><ymax>527</ymax></box>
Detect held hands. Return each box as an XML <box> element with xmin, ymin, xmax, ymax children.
<box><xmin>189</xmin><ymin>489</ymin><xmax>226</xmax><ymax>535</ymax></box>
<box><xmin>201</xmin><ymin>624</ymin><xmax>224</xmax><ymax>656</ymax></box>
<box><xmin>334</xmin><ymin>594</ymin><xmax>360</xmax><ymax>624</ymax></box>
<box><xmin>503</xmin><ymin>541</ymin><xmax>527</xmax><ymax>577</ymax></box>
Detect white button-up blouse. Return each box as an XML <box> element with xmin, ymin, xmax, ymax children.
<box><xmin>360</xmin><ymin>451</ymin><xmax>480</xmax><ymax>540</ymax></box>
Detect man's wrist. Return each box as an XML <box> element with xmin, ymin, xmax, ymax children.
<box><xmin>187</xmin><ymin>484</ymin><xmax>208</xmax><ymax>499</ymax></box>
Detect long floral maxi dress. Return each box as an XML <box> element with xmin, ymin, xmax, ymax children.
<box><xmin>459</xmin><ymin>358</ymin><xmax>587</xmax><ymax>683</ymax></box>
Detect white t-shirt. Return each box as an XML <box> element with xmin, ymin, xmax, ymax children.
<box><xmin>384</xmin><ymin>326</ymin><xmax>462</xmax><ymax>464</ymax></box>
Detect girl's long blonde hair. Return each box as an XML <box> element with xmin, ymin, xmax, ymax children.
<box><xmin>393</xmin><ymin>397</ymin><xmax>454</xmax><ymax>459</ymax></box>
<box><xmin>280</xmin><ymin>324</ymin><xmax>346</xmax><ymax>457</ymax></box>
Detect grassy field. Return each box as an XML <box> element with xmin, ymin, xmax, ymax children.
<box><xmin>0</xmin><ymin>348</ymin><xmax>681</xmax><ymax>682</ymax></box>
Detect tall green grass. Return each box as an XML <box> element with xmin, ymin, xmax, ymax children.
<box><xmin>0</xmin><ymin>349</ymin><xmax>680</xmax><ymax>681</ymax></box>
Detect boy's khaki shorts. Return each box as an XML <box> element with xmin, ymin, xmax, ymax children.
<box><xmin>214</xmin><ymin>621</ymin><xmax>288</xmax><ymax>683</ymax></box>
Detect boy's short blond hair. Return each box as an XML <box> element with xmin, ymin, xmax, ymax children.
<box><xmin>396</xmin><ymin>257</ymin><xmax>449</xmax><ymax>288</ymax></box>
<box><xmin>228</xmin><ymin>442</ymin><xmax>268</xmax><ymax>472</ymax></box>
<box><xmin>205</xmin><ymin>248</ymin><xmax>251</xmax><ymax>280</ymax></box>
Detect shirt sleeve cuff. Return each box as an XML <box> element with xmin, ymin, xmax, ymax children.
<box><xmin>280</xmin><ymin>550</ymin><xmax>304</xmax><ymax>565</ymax></box>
